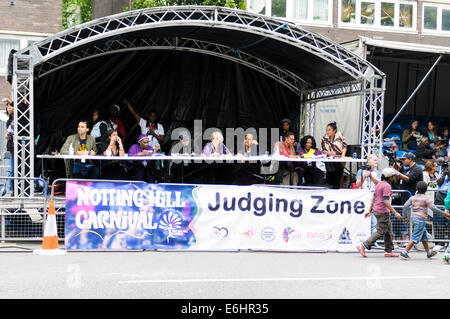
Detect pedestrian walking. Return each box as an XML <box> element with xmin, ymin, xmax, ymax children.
<box><xmin>400</xmin><ymin>181</ymin><xmax>450</xmax><ymax>260</ymax></box>
<box><xmin>356</xmin><ymin>167</ymin><xmax>403</xmax><ymax>257</ymax></box>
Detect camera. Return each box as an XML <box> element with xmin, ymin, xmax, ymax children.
<box><xmin>364</xmin><ymin>164</ymin><xmax>371</xmax><ymax>171</ymax></box>
<box><xmin>437</xmin><ymin>157</ymin><xmax>449</xmax><ymax>170</ymax></box>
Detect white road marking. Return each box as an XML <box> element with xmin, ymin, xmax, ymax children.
<box><xmin>118</xmin><ymin>275</ymin><xmax>435</xmax><ymax>284</ymax></box>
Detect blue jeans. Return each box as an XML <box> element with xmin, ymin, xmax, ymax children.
<box><xmin>410</xmin><ymin>219</ymin><xmax>428</xmax><ymax>244</ymax></box>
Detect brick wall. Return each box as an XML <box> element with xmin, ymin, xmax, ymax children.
<box><xmin>92</xmin><ymin>0</ymin><xmax>130</xmax><ymax>19</ymax></box>
<box><xmin>0</xmin><ymin>0</ymin><xmax>62</xmax><ymax>100</ymax></box>
<box><xmin>0</xmin><ymin>0</ymin><xmax>62</xmax><ymax>34</ymax></box>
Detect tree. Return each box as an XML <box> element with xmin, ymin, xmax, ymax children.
<box><xmin>63</xmin><ymin>0</ymin><xmax>93</xmax><ymax>29</ymax></box>
<box><xmin>127</xmin><ymin>0</ymin><xmax>246</xmax><ymax>11</ymax></box>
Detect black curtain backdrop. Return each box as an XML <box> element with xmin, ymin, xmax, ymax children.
<box><xmin>35</xmin><ymin>50</ymin><xmax>300</xmax><ymax>153</ymax></box>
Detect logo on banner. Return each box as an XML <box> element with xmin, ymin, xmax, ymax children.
<box><xmin>338</xmin><ymin>227</ymin><xmax>352</xmax><ymax>244</ymax></box>
<box><xmin>239</xmin><ymin>229</ymin><xmax>256</xmax><ymax>239</ymax></box>
<box><xmin>261</xmin><ymin>227</ymin><xmax>276</xmax><ymax>242</ymax></box>
<box><xmin>158</xmin><ymin>210</ymin><xmax>184</xmax><ymax>243</ymax></box>
<box><xmin>305</xmin><ymin>230</ymin><xmax>333</xmax><ymax>242</ymax></box>
<box><xmin>213</xmin><ymin>226</ymin><xmax>229</xmax><ymax>239</ymax></box>
<box><xmin>282</xmin><ymin>227</ymin><xmax>295</xmax><ymax>243</ymax></box>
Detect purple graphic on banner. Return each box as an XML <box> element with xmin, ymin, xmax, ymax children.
<box><xmin>65</xmin><ymin>181</ymin><xmax>197</xmax><ymax>250</ymax></box>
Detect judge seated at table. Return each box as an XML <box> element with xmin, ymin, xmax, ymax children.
<box><xmin>59</xmin><ymin>120</ymin><xmax>99</xmax><ymax>179</ymax></box>
<box><xmin>127</xmin><ymin>134</ymin><xmax>159</xmax><ymax>183</ymax></box>
<box><xmin>202</xmin><ymin>131</ymin><xmax>232</xmax><ymax>156</ymax></box>
<box><xmin>242</xmin><ymin>133</ymin><xmax>258</xmax><ymax>157</ymax></box>
<box><xmin>296</xmin><ymin>135</ymin><xmax>325</xmax><ymax>185</ymax></box>
<box><xmin>97</xmin><ymin>129</ymin><xmax>128</xmax><ymax>180</ymax></box>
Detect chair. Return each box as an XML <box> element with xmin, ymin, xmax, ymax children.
<box><xmin>396</xmin><ymin>150</ymin><xmax>406</xmax><ymax>158</ymax></box>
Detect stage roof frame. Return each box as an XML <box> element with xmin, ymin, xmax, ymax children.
<box><xmin>11</xmin><ymin>6</ymin><xmax>386</xmax><ymax>196</ymax></box>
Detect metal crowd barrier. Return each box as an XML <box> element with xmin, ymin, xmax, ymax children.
<box><xmin>387</xmin><ymin>189</ymin><xmax>449</xmax><ymax>247</ymax></box>
<box><xmin>0</xmin><ymin>177</ymin><xmax>448</xmax><ymax>248</ymax></box>
<box><xmin>0</xmin><ymin>177</ymin><xmax>48</xmax><ymax>243</ymax></box>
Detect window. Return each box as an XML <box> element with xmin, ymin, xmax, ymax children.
<box><xmin>424</xmin><ymin>6</ymin><xmax>437</xmax><ymax>30</ymax></box>
<box><xmin>0</xmin><ymin>39</ymin><xmax>20</xmax><ymax>70</ymax></box>
<box><xmin>247</xmin><ymin>0</ymin><xmax>266</xmax><ymax>15</ymax></box>
<box><xmin>293</xmin><ymin>0</ymin><xmax>308</xmax><ymax>19</ymax></box>
<box><xmin>443</xmin><ymin>9</ymin><xmax>450</xmax><ymax>31</ymax></box>
<box><xmin>361</xmin><ymin>2</ymin><xmax>375</xmax><ymax>25</ymax></box>
<box><xmin>0</xmin><ymin>34</ymin><xmax>45</xmax><ymax>75</ymax></box>
<box><xmin>423</xmin><ymin>4</ymin><xmax>450</xmax><ymax>34</ymax></box>
<box><xmin>313</xmin><ymin>0</ymin><xmax>329</xmax><ymax>21</ymax></box>
<box><xmin>380</xmin><ymin>2</ymin><xmax>395</xmax><ymax>26</ymax></box>
<box><xmin>272</xmin><ymin>0</ymin><xmax>287</xmax><ymax>17</ymax></box>
<box><xmin>341</xmin><ymin>0</ymin><xmax>356</xmax><ymax>23</ymax></box>
<box><xmin>247</xmin><ymin>0</ymin><xmax>332</xmax><ymax>25</ymax></box>
<box><xmin>399</xmin><ymin>3</ymin><xmax>413</xmax><ymax>28</ymax></box>
<box><xmin>339</xmin><ymin>0</ymin><xmax>416</xmax><ymax>30</ymax></box>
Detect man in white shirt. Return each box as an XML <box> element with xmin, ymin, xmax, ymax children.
<box><xmin>124</xmin><ymin>99</ymin><xmax>164</xmax><ymax>150</ymax></box>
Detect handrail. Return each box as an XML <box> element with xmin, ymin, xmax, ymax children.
<box><xmin>0</xmin><ymin>176</ymin><xmax>48</xmax><ymax>199</ymax></box>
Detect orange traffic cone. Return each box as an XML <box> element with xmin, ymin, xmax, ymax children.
<box><xmin>33</xmin><ymin>200</ymin><xmax>66</xmax><ymax>255</ymax></box>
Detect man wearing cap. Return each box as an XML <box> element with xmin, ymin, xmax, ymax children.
<box><xmin>108</xmin><ymin>104</ymin><xmax>127</xmax><ymax>138</ymax></box>
<box><xmin>357</xmin><ymin>167</ymin><xmax>402</xmax><ymax>258</ymax></box>
<box><xmin>127</xmin><ymin>134</ymin><xmax>159</xmax><ymax>182</ymax></box>
<box><xmin>397</xmin><ymin>152</ymin><xmax>423</xmax><ymax>197</ymax></box>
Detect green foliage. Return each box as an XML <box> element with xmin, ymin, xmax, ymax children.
<box><xmin>63</xmin><ymin>0</ymin><xmax>93</xmax><ymax>29</ymax></box>
<box><xmin>127</xmin><ymin>0</ymin><xmax>246</xmax><ymax>11</ymax></box>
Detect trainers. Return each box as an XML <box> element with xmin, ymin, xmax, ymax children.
<box><xmin>356</xmin><ymin>244</ymin><xmax>367</xmax><ymax>257</ymax></box>
<box><xmin>384</xmin><ymin>252</ymin><xmax>399</xmax><ymax>257</ymax></box>
<box><xmin>427</xmin><ymin>251</ymin><xmax>438</xmax><ymax>259</ymax></box>
<box><xmin>400</xmin><ymin>250</ymin><xmax>410</xmax><ymax>259</ymax></box>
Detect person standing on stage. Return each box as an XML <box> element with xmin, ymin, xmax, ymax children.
<box><xmin>124</xmin><ymin>98</ymin><xmax>164</xmax><ymax>151</ymax></box>
<box><xmin>321</xmin><ymin>121</ymin><xmax>347</xmax><ymax>189</ymax></box>
<box><xmin>108</xmin><ymin>104</ymin><xmax>127</xmax><ymax>138</ymax></box>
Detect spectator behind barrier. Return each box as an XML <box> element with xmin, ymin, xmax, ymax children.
<box><xmin>402</xmin><ymin>119</ymin><xmax>420</xmax><ymax>150</ymax></box>
<box><xmin>356</xmin><ymin>154</ymin><xmax>381</xmax><ymax>236</ymax></box>
<box><xmin>425</xmin><ymin>121</ymin><xmax>439</xmax><ymax>144</ymax></box>
<box><xmin>397</xmin><ymin>152</ymin><xmax>423</xmax><ymax>198</ymax></box>
<box><xmin>416</xmin><ymin>137</ymin><xmax>435</xmax><ymax>164</ymax></box>
<box><xmin>422</xmin><ymin>159</ymin><xmax>439</xmax><ymax>202</ymax></box>
<box><xmin>434</xmin><ymin>160</ymin><xmax>450</xmax><ymax>241</ymax></box>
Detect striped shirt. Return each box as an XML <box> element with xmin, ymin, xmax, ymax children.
<box><xmin>404</xmin><ymin>194</ymin><xmax>445</xmax><ymax>221</ymax></box>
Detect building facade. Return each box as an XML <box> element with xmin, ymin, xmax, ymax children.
<box><xmin>0</xmin><ymin>0</ymin><xmax>62</xmax><ymax>99</ymax></box>
<box><xmin>247</xmin><ymin>0</ymin><xmax>450</xmax><ymax>46</ymax></box>
<box><xmin>92</xmin><ymin>0</ymin><xmax>130</xmax><ymax>18</ymax></box>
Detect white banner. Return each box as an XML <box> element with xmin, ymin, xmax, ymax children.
<box><xmin>190</xmin><ymin>186</ymin><xmax>371</xmax><ymax>252</ymax></box>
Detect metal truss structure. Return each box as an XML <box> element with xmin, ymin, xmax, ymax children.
<box><xmin>12</xmin><ymin>6</ymin><xmax>385</xmax><ymax>196</ymax></box>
